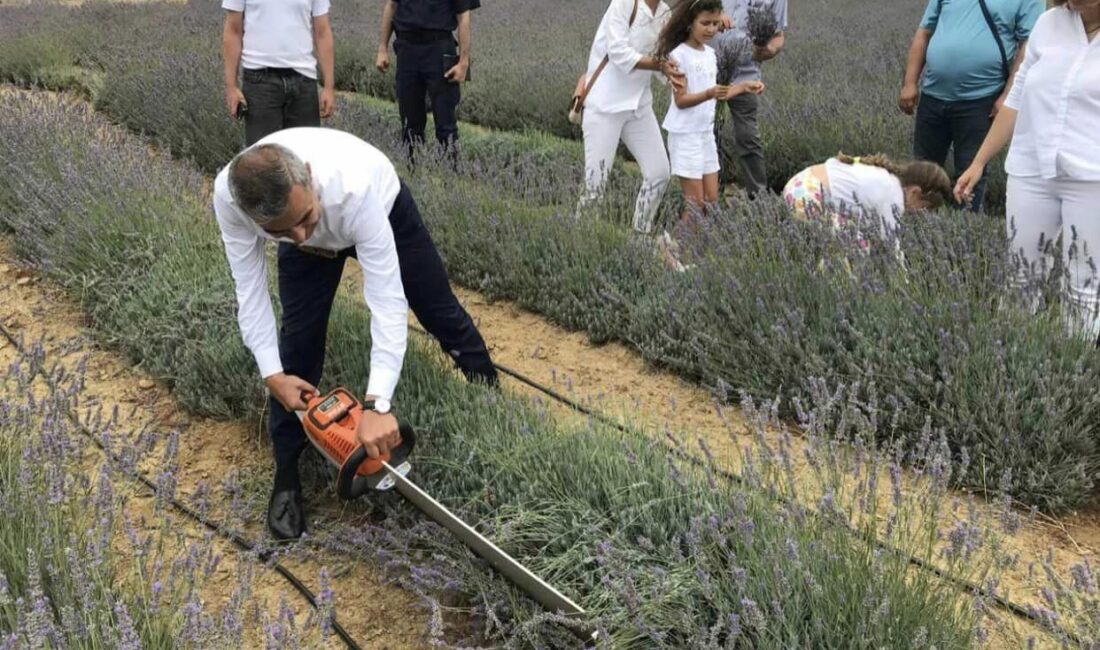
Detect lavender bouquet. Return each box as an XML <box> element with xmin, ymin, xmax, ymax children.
<box><xmin>747</xmin><ymin>1</ymin><xmax>780</xmax><ymax>47</ymax></box>
<box><xmin>715</xmin><ymin>33</ymin><xmax>753</xmax><ymax>85</ymax></box>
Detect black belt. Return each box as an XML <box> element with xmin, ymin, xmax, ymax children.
<box><xmin>247</xmin><ymin>67</ymin><xmax>303</xmax><ymax>77</ymax></box>
<box><xmin>395</xmin><ymin>29</ymin><xmax>453</xmax><ymax>44</ymax></box>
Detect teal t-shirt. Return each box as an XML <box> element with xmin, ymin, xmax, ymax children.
<box><xmin>921</xmin><ymin>0</ymin><xmax>1043</xmax><ymax>102</ymax></box>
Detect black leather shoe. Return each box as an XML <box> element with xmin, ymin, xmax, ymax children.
<box><xmin>267</xmin><ymin>486</ymin><xmax>307</xmax><ymax>540</ymax></box>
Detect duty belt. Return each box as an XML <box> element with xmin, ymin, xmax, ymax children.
<box><xmin>395</xmin><ymin>29</ymin><xmax>453</xmax><ymax>44</ymax></box>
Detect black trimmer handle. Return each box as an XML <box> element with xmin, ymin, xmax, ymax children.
<box><xmin>336</xmin><ymin>423</ymin><xmax>416</xmax><ymax>500</ymax></box>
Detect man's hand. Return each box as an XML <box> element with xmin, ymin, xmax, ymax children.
<box><xmin>445</xmin><ymin>60</ymin><xmax>469</xmax><ymax>83</ymax></box>
<box><xmin>265</xmin><ymin>373</ymin><xmax>317</xmax><ymax>412</ymax></box>
<box><xmin>753</xmin><ymin>45</ymin><xmax>777</xmax><ymax>62</ymax></box>
<box><xmin>226</xmin><ymin>86</ymin><xmax>246</xmax><ymax>119</ymax></box>
<box><xmin>356</xmin><ymin>410</ymin><xmax>401</xmax><ymax>459</ymax></box>
<box><xmin>320</xmin><ymin>86</ymin><xmax>336</xmax><ymax>118</ymax></box>
<box><xmin>375</xmin><ymin>46</ymin><xmax>391</xmax><ymax>73</ymax></box>
<box><xmin>719</xmin><ymin>13</ymin><xmax>734</xmax><ymax>31</ymax></box>
<box><xmin>899</xmin><ymin>83</ymin><xmax>920</xmax><ymax>115</ymax></box>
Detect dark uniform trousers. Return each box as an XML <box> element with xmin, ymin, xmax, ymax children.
<box><xmin>394</xmin><ymin>32</ymin><xmax>461</xmax><ymax>154</ymax></box>
<box><xmin>268</xmin><ymin>182</ymin><xmax>498</xmax><ymax>468</ymax></box>
<box><xmin>240</xmin><ymin>67</ymin><xmax>321</xmax><ymax>147</ymax></box>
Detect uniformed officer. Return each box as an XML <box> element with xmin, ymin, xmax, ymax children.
<box><xmin>375</xmin><ymin>0</ymin><xmax>479</xmax><ymax>154</ymax></box>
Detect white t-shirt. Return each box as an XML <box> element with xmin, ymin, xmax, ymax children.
<box><xmin>584</xmin><ymin>0</ymin><xmax>672</xmax><ymax>113</ymax></box>
<box><xmin>213</xmin><ymin>128</ymin><xmax>408</xmax><ymax>401</ymax></box>
<box><xmin>222</xmin><ymin>0</ymin><xmax>330</xmax><ymax>80</ymax></box>
<box><xmin>662</xmin><ymin>43</ymin><xmax>717</xmax><ymax>134</ymax></box>
<box><xmin>1004</xmin><ymin>7</ymin><xmax>1100</xmax><ymax>180</ymax></box>
<box><xmin>823</xmin><ymin>158</ymin><xmax>905</xmax><ymax>235</ymax></box>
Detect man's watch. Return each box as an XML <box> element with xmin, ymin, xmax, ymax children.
<box><xmin>364</xmin><ymin>398</ymin><xmax>392</xmax><ymax>415</ymax></box>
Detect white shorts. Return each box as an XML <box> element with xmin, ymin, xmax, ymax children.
<box><xmin>667</xmin><ymin>131</ymin><xmax>719</xmax><ymax>180</ymax></box>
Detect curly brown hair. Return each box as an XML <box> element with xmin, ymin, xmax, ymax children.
<box><xmin>655</xmin><ymin>0</ymin><xmax>725</xmax><ymax>60</ymax></box>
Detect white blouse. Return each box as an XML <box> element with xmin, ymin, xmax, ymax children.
<box><xmin>584</xmin><ymin>0</ymin><xmax>672</xmax><ymax>114</ymax></box>
<box><xmin>1004</xmin><ymin>7</ymin><xmax>1100</xmax><ymax>180</ymax></box>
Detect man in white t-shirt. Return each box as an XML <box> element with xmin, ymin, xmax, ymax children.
<box><xmin>222</xmin><ymin>0</ymin><xmax>336</xmax><ymax>146</ymax></box>
<box><xmin>213</xmin><ymin>128</ymin><xmax>498</xmax><ymax>540</ymax></box>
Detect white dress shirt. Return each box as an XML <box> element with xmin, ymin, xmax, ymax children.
<box><xmin>1004</xmin><ymin>6</ymin><xmax>1100</xmax><ymax>180</ymax></box>
<box><xmin>213</xmin><ymin>128</ymin><xmax>407</xmax><ymax>401</ymax></box>
<box><xmin>584</xmin><ymin>0</ymin><xmax>672</xmax><ymax>114</ymax></box>
<box><xmin>222</xmin><ymin>0</ymin><xmax>330</xmax><ymax>80</ymax></box>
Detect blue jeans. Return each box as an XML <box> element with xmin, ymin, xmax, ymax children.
<box><xmin>267</xmin><ymin>183</ymin><xmax>497</xmax><ymax>468</ymax></box>
<box><xmin>913</xmin><ymin>92</ymin><xmax>999</xmax><ymax>212</ymax></box>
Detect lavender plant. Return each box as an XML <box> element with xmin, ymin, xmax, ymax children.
<box><xmin>714</xmin><ymin>33</ymin><xmax>752</xmax><ymax>86</ymax></box>
<box><xmin>0</xmin><ymin>0</ymin><xmax>1085</xmax><ymax>510</ymax></box>
<box><xmin>745</xmin><ymin>1</ymin><xmax>780</xmax><ymax>47</ymax></box>
<box><xmin>0</xmin><ymin>352</ymin><xmax>235</xmax><ymax>647</ymax></box>
<box><xmin>0</xmin><ymin>0</ymin><xmax>1009</xmax><ymax>207</ymax></box>
<box><xmin>0</xmin><ymin>89</ymin><xmax>1012</xmax><ymax>648</ymax></box>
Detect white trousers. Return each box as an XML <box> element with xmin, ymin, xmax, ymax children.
<box><xmin>579</xmin><ymin>106</ymin><xmax>671</xmax><ymax>234</ymax></box>
<box><xmin>1007</xmin><ymin>174</ymin><xmax>1100</xmax><ymax>339</ymax></box>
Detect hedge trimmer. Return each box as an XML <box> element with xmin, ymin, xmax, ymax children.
<box><xmin>298</xmin><ymin>387</ymin><xmax>596</xmax><ymax>642</ymax></box>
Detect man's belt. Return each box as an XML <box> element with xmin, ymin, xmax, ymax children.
<box><xmin>297</xmin><ymin>245</ymin><xmax>339</xmax><ymax>259</ymax></box>
<box><xmin>394</xmin><ymin>29</ymin><xmax>453</xmax><ymax>44</ymax></box>
<box><xmin>249</xmin><ymin>67</ymin><xmax>302</xmax><ymax>77</ymax></box>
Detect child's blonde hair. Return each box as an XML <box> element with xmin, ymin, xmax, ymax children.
<box><xmin>836</xmin><ymin>152</ymin><xmax>953</xmax><ymax>209</ymax></box>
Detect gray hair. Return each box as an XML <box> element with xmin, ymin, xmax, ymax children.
<box><xmin>226</xmin><ymin>144</ymin><xmax>311</xmax><ymax>227</ymax></box>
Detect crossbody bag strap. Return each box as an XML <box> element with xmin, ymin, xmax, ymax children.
<box><xmin>580</xmin><ymin>0</ymin><xmax>641</xmax><ymax>106</ymax></box>
<box><xmin>976</xmin><ymin>0</ymin><xmax>1011</xmax><ymax>82</ymax></box>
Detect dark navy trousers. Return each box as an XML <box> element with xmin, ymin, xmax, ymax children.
<box><xmin>268</xmin><ymin>182</ymin><xmax>497</xmax><ymax>468</ymax></box>
<box><xmin>394</xmin><ymin>37</ymin><xmax>461</xmax><ymax>152</ymax></box>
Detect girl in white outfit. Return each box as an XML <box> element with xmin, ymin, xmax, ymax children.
<box><xmin>956</xmin><ymin>0</ymin><xmax>1100</xmax><ymax>341</ymax></box>
<box><xmin>657</xmin><ymin>0</ymin><xmax>764</xmax><ymax>221</ymax></box>
<box><xmin>578</xmin><ymin>0</ymin><xmax>681</xmax><ymax>234</ymax></box>
<box><xmin>784</xmin><ymin>154</ymin><xmax>952</xmax><ymax>243</ymax></box>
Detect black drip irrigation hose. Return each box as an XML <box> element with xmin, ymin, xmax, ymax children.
<box><xmin>408</xmin><ymin>324</ymin><xmax>1081</xmax><ymax>645</ymax></box>
<box><xmin>0</xmin><ymin>323</ymin><xmax>365</xmax><ymax>650</ymax></box>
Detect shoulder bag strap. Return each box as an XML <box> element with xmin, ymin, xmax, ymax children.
<box><xmin>977</xmin><ymin>0</ymin><xmax>1011</xmax><ymax>82</ymax></box>
<box><xmin>580</xmin><ymin>0</ymin><xmax>641</xmax><ymax>106</ymax></box>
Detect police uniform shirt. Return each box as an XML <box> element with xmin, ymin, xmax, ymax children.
<box><xmin>393</xmin><ymin>0</ymin><xmax>481</xmax><ymax>34</ymax></box>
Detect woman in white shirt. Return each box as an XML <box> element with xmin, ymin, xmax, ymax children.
<box><xmin>956</xmin><ymin>0</ymin><xmax>1100</xmax><ymax>341</ymax></box>
<box><xmin>784</xmin><ymin>154</ymin><xmax>952</xmax><ymax>242</ymax></box>
<box><xmin>577</xmin><ymin>0</ymin><xmax>682</xmax><ymax>235</ymax></box>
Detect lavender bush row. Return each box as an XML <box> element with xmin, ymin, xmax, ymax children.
<box><xmin>0</xmin><ymin>0</ymin><xmax>1006</xmax><ymax>205</ymax></box>
<box><xmin>0</xmin><ymin>8</ymin><xmax>1089</xmax><ymax>510</ymax></box>
<box><xmin>0</xmin><ymin>348</ymin><xmax>252</xmax><ymax>647</ymax></box>
<box><xmin>0</xmin><ymin>90</ymin><xmax>1009</xmax><ymax>648</ymax></box>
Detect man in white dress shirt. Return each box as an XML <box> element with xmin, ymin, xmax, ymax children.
<box><xmin>213</xmin><ymin>127</ymin><xmax>498</xmax><ymax>540</ymax></box>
